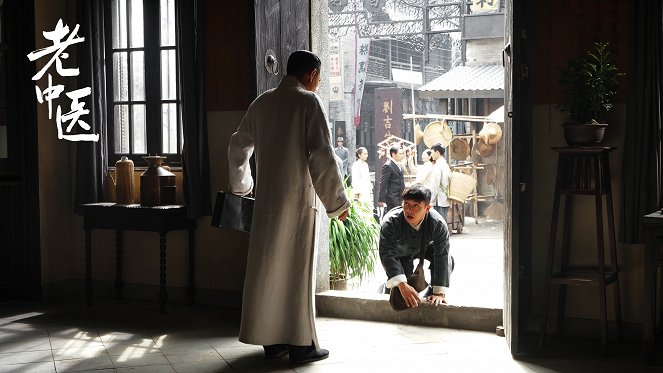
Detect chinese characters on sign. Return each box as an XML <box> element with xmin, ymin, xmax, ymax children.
<box><xmin>329</xmin><ymin>37</ymin><xmax>344</xmax><ymax>102</ymax></box>
<box><xmin>354</xmin><ymin>38</ymin><xmax>370</xmax><ymax>126</ymax></box>
<box><xmin>374</xmin><ymin>88</ymin><xmax>402</xmax><ymax>142</ymax></box>
<box><xmin>470</xmin><ymin>0</ymin><xmax>499</xmax><ymax>13</ymax></box>
<box><xmin>27</xmin><ymin>19</ymin><xmax>98</xmax><ymax>142</ymax></box>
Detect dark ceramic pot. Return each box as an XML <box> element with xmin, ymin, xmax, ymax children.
<box><xmin>140</xmin><ymin>156</ymin><xmax>176</xmax><ymax>206</ymax></box>
<box><xmin>562</xmin><ymin>122</ymin><xmax>607</xmax><ymax>146</ymax></box>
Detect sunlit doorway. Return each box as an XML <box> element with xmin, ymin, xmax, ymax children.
<box><xmin>324</xmin><ymin>0</ymin><xmax>506</xmax><ymax>310</ymax></box>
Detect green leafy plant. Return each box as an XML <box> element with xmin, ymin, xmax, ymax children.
<box><xmin>329</xmin><ymin>187</ymin><xmax>380</xmax><ymax>282</ymax></box>
<box><xmin>558</xmin><ymin>42</ymin><xmax>624</xmax><ymax>124</ymax></box>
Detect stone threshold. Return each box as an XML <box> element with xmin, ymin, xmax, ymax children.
<box><xmin>316</xmin><ymin>290</ymin><xmax>503</xmax><ymax>333</ymax></box>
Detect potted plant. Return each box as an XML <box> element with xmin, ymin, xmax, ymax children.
<box><xmin>558</xmin><ymin>42</ymin><xmax>624</xmax><ymax>146</ymax></box>
<box><xmin>329</xmin><ymin>187</ymin><xmax>380</xmax><ymax>289</ymax></box>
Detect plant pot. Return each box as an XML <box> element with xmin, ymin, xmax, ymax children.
<box><xmin>329</xmin><ymin>277</ymin><xmax>349</xmax><ymax>290</ymax></box>
<box><xmin>563</xmin><ymin>122</ymin><xmax>607</xmax><ymax>146</ymax></box>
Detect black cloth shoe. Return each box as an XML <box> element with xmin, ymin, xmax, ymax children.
<box><xmin>289</xmin><ymin>343</ymin><xmax>329</xmax><ymax>364</ymax></box>
<box><xmin>263</xmin><ymin>344</ymin><xmax>289</xmax><ymax>358</ymax></box>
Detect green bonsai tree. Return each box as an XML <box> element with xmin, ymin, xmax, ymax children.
<box><xmin>558</xmin><ymin>42</ymin><xmax>624</xmax><ymax>124</ymax></box>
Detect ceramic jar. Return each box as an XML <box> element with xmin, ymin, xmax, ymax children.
<box><xmin>140</xmin><ymin>156</ymin><xmax>176</xmax><ymax>206</ymax></box>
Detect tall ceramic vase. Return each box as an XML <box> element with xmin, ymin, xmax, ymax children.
<box><xmin>115</xmin><ymin>156</ymin><xmax>135</xmax><ymax>204</ymax></box>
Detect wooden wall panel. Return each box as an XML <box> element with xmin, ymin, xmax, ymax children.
<box><xmin>531</xmin><ymin>0</ymin><xmax>629</xmax><ymax>105</ymax></box>
<box><xmin>204</xmin><ymin>0</ymin><xmax>256</xmax><ymax>111</ymax></box>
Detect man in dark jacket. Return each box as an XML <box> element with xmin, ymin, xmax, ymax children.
<box><xmin>378</xmin><ymin>146</ymin><xmax>405</xmax><ymax>212</ymax></box>
<box><xmin>379</xmin><ymin>184</ymin><xmax>453</xmax><ymax>308</ymax></box>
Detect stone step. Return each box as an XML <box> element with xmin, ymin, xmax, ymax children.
<box><xmin>316</xmin><ymin>290</ymin><xmax>502</xmax><ymax>333</ymax></box>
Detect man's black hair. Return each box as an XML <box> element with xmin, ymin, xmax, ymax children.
<box><xmin>286</xmin><ymin>50</ymin><xmax>322</xmax><ymax>78</ymax></box>
<box><xmin>402</xmin><ymin>183</ymin><xmax>432</xmax><ymax>205</ymax></box>
<box><xmin>431</xmin><ymin>143</ymin><xmax>446</xmax><ymax>156</ymax></box>
<box><xmin>389</xmin><ymin>145</ymin><xmax>400</xmax><ymax>157</ymax></box>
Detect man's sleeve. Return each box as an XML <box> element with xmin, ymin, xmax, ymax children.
<box><xmin>428</xmin><ymin>163</ymin><xmax>440</xmax><ymax>203</ymax></box>
<box><xmin>430</xmin><ymin>220</ymin><xmax>451</xmax><ymax>294</ymax></box>
<box><xmin>441</xmin><ymin>164</ymin><xmax>451</xmax><ymax>195</ymax></box>
<box><xmin>379</xmin><ymin>215</ymin><xmax>406</xmax><ymax>288</ymax></box>
<box><xmin>306</xmin><ymin>95</ymin><xmax>349</xmax><ymax>216</ymax></box>
<box><xmin>378</xmin><ymin>163</ymin><xmax>391</xmax><ymax>203</ymax></box>
<box><xmin>228</xmin><ymin>114</ymin><xmax>254</xmax><ymax>196</ymax></box>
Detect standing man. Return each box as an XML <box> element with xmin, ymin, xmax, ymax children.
<box><xmin>429</xmin><ymin>143</ymin><xmax>452</xmax><ymax>219</ymax></box>
<box><xmin>334</xmin><ymin>137</ymin><xmax>350</xmax><ymax>180</ymax></box>
<box><xmin>378</xmin><ymin>145</ymin><xmax>406</xmax><ymax>212</ymax></box>
<box><xmin>228</xmin><ymin>50</ymin><xmax>349</xmax><ymax>365</ymax></box>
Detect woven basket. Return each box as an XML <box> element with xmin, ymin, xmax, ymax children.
<box><xmin>448</xmin><ymin>172</ymin><xmax>477</xmax><ymax>202</ymax></box>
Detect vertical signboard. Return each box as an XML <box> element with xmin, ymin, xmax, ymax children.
<box><xmin>373</xmin><ymin>88</ymin><xmax>402</xmax><ymax>206</ymax></box>
<box><xmin>354</xmin><ymin>38</ymin><xmax>370</xmax><ymax>126</ymax></box>
<box><xmin>329</xmin><ymin>37</ymin><xmax>343</xmax><ymax>101</ymax></box>
<box><xmin>470</xmin><ymin>0</ymin><xmax>500</xmax><ymax>14</ymax></box>
<box><xmin>374</xmin><ymin>88</ymin><xmax>403</xmax><ymax>142</ymax></box>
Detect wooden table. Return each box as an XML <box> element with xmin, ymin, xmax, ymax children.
<box><xmin>642</xmin><ymin>211</ymin><xmax>663</xmax><ymax>363</ymax></box>
<box><xmin>79</xmin><ymin>203</ymin><xmax>196</xmax><ymax>312</ymax></box>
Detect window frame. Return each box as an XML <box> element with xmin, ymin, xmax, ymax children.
<box><xmin>103</xmin><ymin>0</ymin><xmax>182</xmax><ymax>168</ymax></box>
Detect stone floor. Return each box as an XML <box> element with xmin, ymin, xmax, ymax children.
<box><xmin>0</xmin><ymin>299</ymin><xmax>658</xmax><ymax>372</ymax></box>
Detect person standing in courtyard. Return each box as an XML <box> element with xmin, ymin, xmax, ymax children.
<box><xmin>415</xmin><ymin>149</ymin><xmax>433</xmax><ymax>186</ymax></box>
<box><xmin>429</xmin><ymin>143</ymin><xmax>452</xmax><ymax>220</ymax></box>
<box><xmin>378</xmin><ymin>145</ymin><xmax>406</xmax><ymax>212</ymax></box>
<box><xmin>351</xmin><ymin>146</ymin><xmax>372</xmax><ymax>204</ymax></box>
<box><xmin>228</xmin><ymin>50</ymin><xmax>349</xmax><ymax>364</ymax></box>
<box><xmin>334</xmin><ymin>137</ymin><xmax>350</xmax><ymax>180</ymax></box>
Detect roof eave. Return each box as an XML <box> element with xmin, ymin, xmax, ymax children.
<box><xmin>419</xmin><ymin>89</ymin><xmax>504</xmax><ymax>99</ymax></box>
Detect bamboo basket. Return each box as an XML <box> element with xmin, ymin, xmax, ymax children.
<box><xmin>448</xmin><ymin>172</ymin><xmax>477</xmax><ymax>203</ymax></box>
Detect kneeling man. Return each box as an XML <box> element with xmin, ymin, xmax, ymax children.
<box><xmin>379</xmin><ymin>184</ymin><xmax>453</xmax><ymax>308</ymax></box>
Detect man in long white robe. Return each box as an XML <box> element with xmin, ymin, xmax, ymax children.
<box><xmin>228</xmin><ymin>50</ymin><xmax>349</xmax><ymax>364</ymax></box>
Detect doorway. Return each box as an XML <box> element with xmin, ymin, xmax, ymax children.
<box><xmin>323</xmin><ymin>0</ymin><xmax>506</xmax><ymax>311</ymax></box>
<box><xmin>0</xmin><ymin>0</ymin><xmax>41</xmax><ymax>302</ymax></box>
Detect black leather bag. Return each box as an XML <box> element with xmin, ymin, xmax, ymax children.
<box><xmin>211</xmin><ymin>191</ymin><xmax>254</xmax><ymax>233</ymax></box>
<box><xmin>389</xmin><ymin>215</ymin><xmax>429</xmax><ymax>311</ymax></box>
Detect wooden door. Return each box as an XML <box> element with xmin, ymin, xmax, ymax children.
<box><xmin>0</xmin><ymin>0</ymin><xmax>40</xmax><ymax>301</ymax></box>
<box><xmin>254</xmin><ymin>0</ymin><xmax>309</xmax><ymax>94</ymax></box>
<box><xmin>503</xmin><ymin>0</ymin><xmax>532</xmax><ymax>355</ymax></box>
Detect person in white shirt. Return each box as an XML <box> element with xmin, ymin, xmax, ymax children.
<box><xmin>415</xmin><ymin>149</ymin><xmax>433</xmax><ymax>186</ymax></box>
<box><xmin>351</xmin><ymin>147</ymin><xmax>372</xmax><ymax>205</ymax></box>
<box><xmin>429</xmin><ymin>143</ymin><xmax>452</xmax><ymax>220</ymax></box>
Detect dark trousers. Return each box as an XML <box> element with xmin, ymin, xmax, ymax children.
<box><xmin>397</xmin><ymin>252</ymin><xmax>455</xmax><ymax>282</ymax></box>
<box><xmin>433</xmin><ymin>205</ymin><xmax>449</xmax><ymax>221</ymax></box>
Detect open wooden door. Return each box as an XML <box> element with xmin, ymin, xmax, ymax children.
<box><xmin>503</xmin><ymin>0</ymin><xmax>532</xmax><ymax>355</ymax></box>
<box><xmin>255</xmin><ymin>0</ymin><xmax>310</xmax><ymax>93</ymax></box>
<box><xmin>0</xmin><ymin>0</ymin><xmax>40</xmax><ymax>301</ymax></box>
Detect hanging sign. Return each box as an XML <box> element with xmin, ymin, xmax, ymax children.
<box><xmin>353</xmin><ymin>37</ymin><xmax>370</xmax><ymax>126</ymax></box>
<box><xmin>470</xmin><ymin>0</ymin><xmax>500</xmax><ymax>14</ymax></box>
<box><xmin>374</xmin><ymin>88</ymin><xmax>402</xmax><ymax>142</ymax></box>
<box><xmin>329</xmin><ymin>37</ymin><xmax>344</xmax><ymax>101</ymax></box>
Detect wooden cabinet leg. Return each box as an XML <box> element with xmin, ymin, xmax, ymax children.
<box><xmin>187</xmin><ymin>227</ymin><xmax>195</xmax><ymax>305</ymax></box>
<box><xmin>85</xmin><ymin>229</ymin><xmax>92</xmax><ymax>306</ymax></box>
<box><xmin>159</xmin><ymin>232</ymin><xmax>168</xmax><ymax>313</ymax></box>
<box><xmin>115</xmin><ymin>230</ymin><xmax>124</xmax><ymax>298</ymax></box>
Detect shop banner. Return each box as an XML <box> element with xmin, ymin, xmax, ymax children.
<box><xmin>354</xmin><ymin>37</ymin><xmax>370</xmax><ymax>126</ymax></box>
